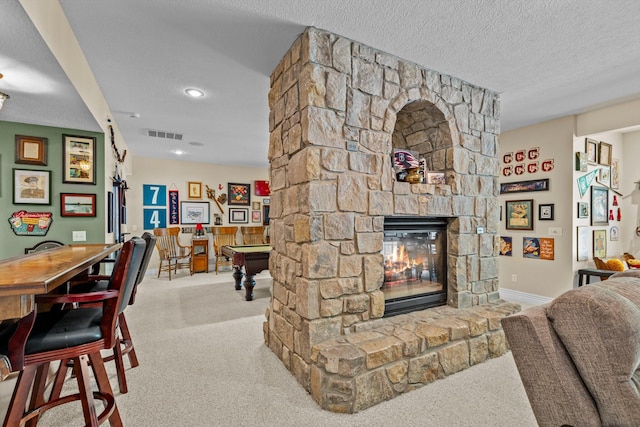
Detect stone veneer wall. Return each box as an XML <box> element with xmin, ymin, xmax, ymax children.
<box><xmin>265</xmin><ymin>27</ymin><xmax>502</xmax><ymax>411</ymax></box>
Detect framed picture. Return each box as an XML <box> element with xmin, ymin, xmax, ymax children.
<box><xmin>499</xmin><ymin>236</ymin><xmax>512</xmax><ymax>256</ymax></box>
<box><xmin>575</xmin><ymin>152</ymin><xmax>587</xmax><ymax>172</ymax></box>
<box><xmin>593</xmin><ymin>229</ymin><xmax>606</xmax><ymax>258</ymax></box>
<box><xmin>500</xmin><ymin>178</ymin><xmax>549</xmax><ymax>194</ymax></box>
<box><xmin>505</xmin><ymin>199</ymin><xmax>534</xmax><ymax>231</ymax></box>
<box><xmin>60</xmin><ymin>193</ymin><xmax>96</xmax><ymax>217</ymax></box>
<box><xmin>585</xmin><ymin>138</ymin><xmax>598</xmax><ymax>164</ymax></box>
<box><xmin>254</xmin><ymin>180</ymin><xmax>271</xmax><ymax>196</ymax></box>
<box><xmin>180</xmin><ymin>201</ymin><xmax>210</xmax><ymax>224</ymax></box>
<box><xmin>252</xmin><ymin>201</ymin><xmax>261</xmax><ymax>210</ymax></box>
<box><xmin>610</xmin><ymin>225</ymin><xmax>619</xmax><ymax>241</ymax></box>
<box><xmin>523</xmin><ymin>237</ymin><xmax>540</xmax><ymax>258</ymax></box>
<box><xmin>229</xmin><ymin>208</ymin><xmax>248</xmax><ymax>224</ymax></box>
<box><xmin>611</xmin><ymin>158</ymin><xmax>620</xmax><ymax>189</ymax></box>
<box><xmin>13</xmin><ymin>168</ymin><xmax>51</xmax><ymax>205</ymax></box>
<box><xmin>188</xmin><ymin>181</ymin><xmax>202</xmax><ymax>199</ymax></box>
<box><xmin>228</xmin><ymin>183</ymin><xmax>250</xmax><ymax>205</ymax></box>
<box><xmin>426</xmin><ymin>172</ymin><xmax>445</xmax><ymax>184</ymax></box>
<box><xmin>590</xmin><ymin>185</ymin><xmax>609</xmax><ymax>226</ymax></box>
<box><xmin>577</xmin><ymin>226</ymin><xmax>589</xmax><ymax>261</ymax></box>
<box><xmin>263</xmin><ymin>204</ymin><xmax>270</xmax><ymax>226</ymax></box>
<box><xmin>598</xmin><ymin>141</ymin><xmax>612</xmax><ymax>166</ymax></box>
<box><xmin>597</xmin><ymin>166</ymin><xmax>610</xmax><ymax>187</ymax></box>
<box><xmin>62</xmin><ymin>134</ymin><xmax>96</xmax><ymax>184</ymax></box>
<box><xmin>15</xmin><ymin>135</ymin><xmax>47</xmax><ymax>166</ymax></box>
<box><xmin>251</xmin><ymin>210</ymin><xmax>261</xmax><ymax>223</ymax></box>
<box><xmin>577</xmin><ymin>202</ymin><xmax>589</xmax><ymax>218</ymax></box>
<box><xmin>538</xmin><ymin>204</ymin><xmax>554</xmax><ymax>221</ymax></box>
<box><xmin>263</xmin><ymin>198</ymin><xmax>270</xmax><ymax>205</ymax></box>
<box><xmin>108</xmin><ymin>191</ymin><xmax>114</xmax><ymax>232</ymax></box>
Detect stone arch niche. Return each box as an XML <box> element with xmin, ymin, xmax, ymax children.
<box><xmin>392</xmin><ymin>100</ymin><xmax>452</xmax><ymax>176</ymax></box>
<box><xmin>266</xmin><ymin>27</ymin><xmax>510</xmax><ymax>413</ymax></box>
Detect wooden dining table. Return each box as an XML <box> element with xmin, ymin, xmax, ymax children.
<box><xmin>0</xmin><ymin>243</ymin><xmax>121</xmax><ymax>379</ymax></box>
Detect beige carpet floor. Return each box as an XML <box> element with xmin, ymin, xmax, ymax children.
<box><xmin>1</xmin><ymin>269</ymin><xmax>537</xmax><ymax>426</ymax></box>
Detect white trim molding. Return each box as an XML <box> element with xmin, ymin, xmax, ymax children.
<box><xmin>500</xmin><ymin>288</ymin><xmax>553</xmax><ymax>307</ymax></box>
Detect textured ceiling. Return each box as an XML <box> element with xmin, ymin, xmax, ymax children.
<box><xmin>1</xmin><ymin>0</ymin><xmax>639</xmax><ymax>168</ymax></box>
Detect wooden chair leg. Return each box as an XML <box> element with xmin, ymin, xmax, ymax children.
<box><xmin>25</xmin><ymin>363</ymin><xmax>49</xmax><ymax>427</ymax></box>
<box><xmin>89</xmin><ymin>352</ymin><xmax>122</xmax><ymax>427</ymax></box>
<box><xmin>74</xmin><ymin>355</ymin><xmax>99</xmax><ymax>426</ymax></box>
<box><xmin>113</xmin><ymin>336</ymin><xmax>128</xmax><ymax>394</ymax></box>
<box><xmin>118</xmin><ymin>313</ymin><xmax>139</xmax><ymax>368</ymax></box>
<box><xmin>49</xmin><ymin>358</ymin><xmax>71</xmax><ymax>401</ymax></box>
<box><xmin>3</xmin><ymin>366</ymin><xmax>37</xmax><ymax>427</ymax></box>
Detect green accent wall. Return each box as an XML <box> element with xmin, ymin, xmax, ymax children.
<box><xmin>0</xmin><ymin>120</ymin><xmax>105</xmax><ymax>259</ymax></box>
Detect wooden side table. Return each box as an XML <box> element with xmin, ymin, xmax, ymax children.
<box><xmin>577</xmin><ymin>268</ymin><xmax>615</xmax><ymax>286</ymax></box>
<box><xmin>192</xmin><ymin>237</ymin><xmax>209</xmax><ymax>273</ymax></box>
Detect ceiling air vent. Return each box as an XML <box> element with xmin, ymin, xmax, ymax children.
<box><xmin>147</xmin><ymin>129</ymin><xmax>184</xmax><ymax>141</ymax></box>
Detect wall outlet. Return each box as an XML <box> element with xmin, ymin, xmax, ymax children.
<box><xmin>511</xmin><ymin>274</ymin><xmax>517</xmax><ymax>283</ymax></box>
<box><xmin>72</xmin><ymin>230</ymin><xmax>86</xmax><ymax>242</ymax></box>
<box><xmin>548</xmin><ymin>227</ymin><xmax>563</xmax><ymax>236</ymax></box>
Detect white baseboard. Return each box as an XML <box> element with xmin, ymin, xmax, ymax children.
<box><xmin>499</xmin><ymin>288</ymin><xmax>552</xmax><ymax>306</ymax></box>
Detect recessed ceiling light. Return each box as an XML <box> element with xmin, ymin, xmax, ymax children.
<box><xmin>185</xmin><ymin>88</ymin><xmax>204</xmax><ymax>98</ymax></box>
<box><xmin>172</xmin><ymin>150</ymin><xmax>185</xmax><ymax>155</ymax></box>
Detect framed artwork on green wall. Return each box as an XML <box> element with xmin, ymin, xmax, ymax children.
<box><xmin>15</xmin><ymin>135</ymin><xmax>47</xmax><ymax>166</ymax></box>
<box><xmin>13</xmin><ymin>168</ymin><xmax>51</xmax><ymax>205</ymax></box>
<box><xmin>62</xmin><ymin>134</ymin><xmax>96</xmax><ymax>185</ymax></box>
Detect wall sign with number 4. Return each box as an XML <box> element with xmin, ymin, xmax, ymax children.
<box><xmin>143</xmin><ymin>208</ymin><xmax>166</xmax><ymax>229</ymax></box>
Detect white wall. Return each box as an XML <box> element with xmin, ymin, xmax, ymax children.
<box><xmin>621</xmin><ymin>130</ymin><xmax>640</xmax><ymax>256</ymax></box>
<box><xmin>572</xmin><ymin>130</ymin><xmax>625</xmax><ymax>275</ymax></box>
<box><xmin>499</xmin><ymin>116</ymin><xmax>575</xmax><ymax>300</ymax></box>
<box><xmin>499</xmin><ymin>102</ymin><xmax>640</xmax><ymax>301</ymax></box>
<box><xmin>126</xmin><ymin>156</ymin><xmax>269</xmax><ymax>272</ymax></box>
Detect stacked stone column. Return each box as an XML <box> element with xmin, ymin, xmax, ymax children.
<box><xmin>266</xmin><ymin>27</ymin><xmax>500</xmax><ymax>394</ymax></box>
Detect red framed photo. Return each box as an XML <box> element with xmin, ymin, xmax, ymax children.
<box><xmin>60</xmin><ymin>193</ymin><xmax>96</xmax><ymax>217</ymax></box>
<box><xmin>254</xmin><ymin>180</ymin><xmax>270</xmax><ymax>196</ymax></box>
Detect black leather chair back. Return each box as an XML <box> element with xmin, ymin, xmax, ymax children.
<box><xmin>109</xmin><ymin>237</ymin><xmax>146</xmax><ymax>315</ymax></box>
<box><xmin>136</xmin><ymin>232</ymin><xmax>157</xmax><ymax>285</ymax></box>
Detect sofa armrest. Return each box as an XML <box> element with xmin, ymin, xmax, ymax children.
<box><xmin>501</xmin><ymin>305</ymin><xmax>601</xmax><ymax>427</ymax></box>
<box><xmin>548</xmin><ymin>279</ymin><xmax>640</xmax><ymax>426</ymax></box>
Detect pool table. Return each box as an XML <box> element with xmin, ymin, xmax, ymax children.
<box><xmin>220</xmin><ymin>244</ymin><xmax>271</xmax><ymax>301</ymax></box>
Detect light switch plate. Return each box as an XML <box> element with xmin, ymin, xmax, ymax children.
<box><xmin>72</xmin><ymin>230</ymin><xmax>86</xmax><ymax>241</ymax></box>
<box><xmin>548</xmin><ymin>227</ymin><xmax>563</xmax><ymax>236</ymax></box>
<box><xmin>346</xmin><ymin>141</ymin><xmax>358</xmax><ymax>152</ymax></box>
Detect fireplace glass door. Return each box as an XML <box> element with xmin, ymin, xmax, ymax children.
<box><xmin>382</xmin><ymin>217</ymin><xmax>447</xmax><ymax>316</ymax></box>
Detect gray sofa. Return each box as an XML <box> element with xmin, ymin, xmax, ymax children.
<box><xmin>501</xmin><ymin>270</ymin><xmax>640</xmax><ymax>427</ymax></box>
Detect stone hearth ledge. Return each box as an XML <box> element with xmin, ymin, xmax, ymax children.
<box><xmin>307</xmin><ymin>300</ymin><xmax>520</xmax><ymax>413</ymax></box>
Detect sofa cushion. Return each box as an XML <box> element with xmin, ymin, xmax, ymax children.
<box><xmin>501</xmin><ymin>305</ymin><xmax>601</xmax><ymax>426</ymax></box>
<box><xmin>610</xmin><ymin>269</ymin><xmax>640</xmax><ymax>279</ymax></box>
<box><xmin>547</xmin><ymin>278</ymin><xmax>640</xmax><ymax>426</ymax></box>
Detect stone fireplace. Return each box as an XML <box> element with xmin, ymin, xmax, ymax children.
<box><xmin>265</xmin><ymin>27</ymin><xmax>519</xmax><ymax>413</ymax></box>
